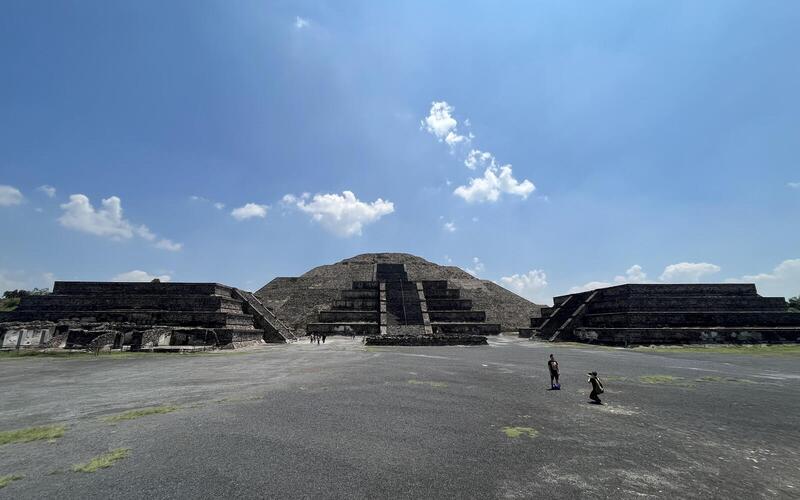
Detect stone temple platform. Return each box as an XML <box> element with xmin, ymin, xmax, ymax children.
<box><xmin>522</xmin><ymin>283</ymin><xmax>800</xmax><ymax>345</ymax></box>
<box><xmin>0</xmin><ymin>281</ymin><xmax>296</xmax><ymax>350</ymax></box>
<box><xmin>307</xmin><ymin>263</ymin><xmax>499</xmax><ymax>345</ymax></box>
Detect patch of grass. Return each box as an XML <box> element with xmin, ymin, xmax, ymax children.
<box><xmin>696</xmin><ymin>375</ymin><xmax>757</xmax><ymax>384</ymax></box>
<box><xmin>0</xmin><ymin>475</ymin><xmax>24</xmax><ymax>489</ymax></box>
<box><xmin>639</xmin><ymin>375</ymin><xmax>693</xmax><ymax>387</ymax></box>
<box><xmin>0</xmin><ymin>425</ymin><xmax>65</xmax><ymax>446</ymax></box>
<box><xmin>0</xmin><ymin>297</ymin><xmax>20</xmax><ymax>312</ymax></box>
<box><xmin>72</xmin><ymin>448</ymin><xmax>131</xmax><ymax>473</ymax></box>
<box><xmin>602</xmin><ymin>375</ymin><xmax>628</xmax><ymax>382</ymax></box>
<box><xmin>501</xmin><ymin>426</ymin><xmax>539</xmax><ymax>439</ymax></box>
<box><xmin>407</xmin><ymin>379</ymin><xmax>448</xmax><ymax>388</ymax></box>
<box><xmin>634</xmin><ymin>344</ymin><xmax>800</xmax><ymax>357</ymax></box>
<box><xmin>102</xmin><ymin>406</ymin><xmax>179</xmax><ymax>422</ymax></box>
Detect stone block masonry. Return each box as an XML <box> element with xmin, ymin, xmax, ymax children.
<box><xmin>528</xmin><ymin>284</ymin><xmax>800</xmax><ymax>345</ymax></box>
<box><xmin>0</xmin><ymin>281</ymin><xmax>295</xmax><ymax>351</ymax></box>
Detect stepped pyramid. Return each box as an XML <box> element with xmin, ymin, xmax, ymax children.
<box><xmin>255</xmin><ymin>253</ymin><xmax>540</xmax><ymax>334</ymax></box>
<box><xmin>306</xmin><ymin>263</ymin><xmax>501</xmax><ymax>340</ymax></box>
<box><xmin>524</xmin><ymin>283</ymin><xmax>800</xmax><ymax>345</ymax></box>
<box><xmin>0</xmin><ymin>281</ymin><xmax>296</xmax><ymax>350</ymax></box>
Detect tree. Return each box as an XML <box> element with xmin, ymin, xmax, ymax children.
<box><xmin>789</xmin><ymin>294</ymin><xmax>800</xmax><ymax>312</ymax></box>
<box><xmin>2</xmin><ymin>288</ymin><xmax>49</xmax><ymax>299</ymax></box>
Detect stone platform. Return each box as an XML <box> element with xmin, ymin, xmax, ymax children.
<box><xmin>306</xmin><ymin>263</ymin><xmax>500</xmax><ymax>345</ymax></box>
<box><xmin>0</xmin><ymin>281</ymin><xmax>296</xmax><ymax>350</ymax></box>
<box><xmin>527</xmin><ymin>283</ymin><xmax>800</xmax><ymax>345</ymax></box>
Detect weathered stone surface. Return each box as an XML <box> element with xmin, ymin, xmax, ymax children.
<box><xmin>256</xmin><ymin>253</ymin><xmax>540</xmax><ymax>333</ymax></box>
<box><xmin>530</xmin><ymin>283</ymin><xmax>800</xmax><ymax>345</ymax></box>
<box><xmin>365</xmin><ymin>335</ymin><xmax>488</xmax><ymax>346</ymax></box>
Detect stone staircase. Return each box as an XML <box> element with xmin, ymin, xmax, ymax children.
<box><xmin>527</xmin><ymin>284</ymin><xmax>800</xmax><ymax>345</ymax></box>
<box><xmin>306</xmin><ymin>263</ymin><xmax>500</xmax><ymax>342</ymax></box>
<box><xmin>0</xmin><ymin>281</ymin><xmax>286</xmax><ymax>350</ymax></box>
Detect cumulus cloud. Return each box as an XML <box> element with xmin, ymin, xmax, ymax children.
<box><xmin>568</xmin><ymin>262</ymin><xmax>725</xmax><ymax>293</ymax></box>
<box><xmin>37</xmin><ymin>185</ymin><xmax>56</xmax><ymax>198</ymax></box>
<box><xmin>659</xmin><ymin>262</ymin><xmax>721</xmax><ymax>283</ymax></box>
<box><xmin>190</xmin><ymin>195</ymin><xmax>225</xmax><ymax>210</ymax></box>
<box><xmin>727</xmin><ymin>259</ymin><xmax>800</xmax><ymax>298</ymax></box>
<box><xmin>58</xmin><ymin>194</ymin><xmax>182</xmax><ymax>250</ymax></box>
<box><xmin>213</xmin><ymin>202</ymin><xmax>225</xmax><ymax>210</ymax></box>
<box><xmin>568</xmin><ymin>265</ymin><xmax>649</xmax><ymax>293</ymax></box>
<box><xmin>787</xmin><ymin>182</ymin><xmax>800</xmax><ymax>189</ymax></box>
<box><xmin>421</xmin><ymin>101</ymin><xmax>470</xmax><ymax>149</ymax></box>
<box><xmin>466</xmin><ymin>257</ymin><xmax>485</xmax><ymax>277</ymax></box>
<box><xmin>464</xmin><ymin>150</ymin><xmax>494</xmax><ymax>170</ymax></box>
<box><xmin>286</xmin><ymin>191</ymin><xmax>394</xmax><ymax>237</ymax></box>
<box><xmin>0</xmin><ymin>270</ymin><xmax>55</xmax><ymax>294</ymax></box>
<box><xmin>0</xmin><ymin>185</ymin><xmax>24</xmax><ymax>206</ymax></box>
<box><xmin>500</xmin><ymin>269</ymin><xmax>549</xmax><ymax>303</ymax></box>
<box><xmin>295</xmin><ymin>16</ymin><xmax>309</xmax><ymax>28</ymax></box>
<box><xmin>443</xmin><ymin>221</ymin><xmax>457</xmax><ymax>232</ymax></box>
<box><xmin>112</xmin><ymin>270</ymin><xmax>172</xmax><ymax>282</ymax></box>
<box><xmin>231</xmin><ymin>203</ymin><xmax>268</xmax><ymax>221</ymax></box>
<box><xmin>453</xmin><ymin>165</ymin><xmax>535</xmax><ymax>203</ymax></box>
<box><xmin>154</xmin><ymin>239</ymin><xmax>183</xmax><ymax>252</ymax></box>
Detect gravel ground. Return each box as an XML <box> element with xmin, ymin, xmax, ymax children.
<box><xmin>0</xmin><ymin>336</ymin><xmax>798</xmax><ymax>499</ymax></box>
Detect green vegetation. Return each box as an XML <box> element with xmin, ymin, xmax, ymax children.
<box><xmin>639</xmin><ymin>375</ymin><xmax>693</xmax><ymax>386</ymax></box>
<box><xmin>501</xmin><ymin>426</ymin><xmax>539</xmax><ymax>439</ymax></box>
<box><xmin>0</xmin><ymin>297</ymin><xmax>20</xmax><ymax>311</ymax></box>
<box><xmin>696</xmin><ymin>375</ymin><xmax>757</xmax><ymax>384</ymax></box>
<box><xmin>72</xmin><ymin>448</ymin><xmax>131</xmax><ymax>473</ymax></box>
<box><xmin>0</xmin><ymin>475</ymin><xmax>24</xmax><ymax>489</ymax></box>
<box><xmin>789</xmin><ymin>294</ymin><xmax>800</xmax><ymax>312</ymax></box>
<box><xmin>634</xmin><ymin>344</ymin><xmax>800</xmax><ymax>357</ymax></box>
<box><xmin>102</xmin><ymin>406</ymin><xmax>180</xmax><ymax>422</ymax></box>
<box><xmin>0</xmin><ymin>425</ymin><xmax>65</xmax><ymax>446</ymax></box>
<box><xmin>407</xmin><ymin>379</ymin><xmax>448</xmax><ymax>388</ymax></box>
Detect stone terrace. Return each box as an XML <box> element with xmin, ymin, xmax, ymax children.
<box><xmin>524</xmin><ymin>283</ymin><xmax>800</xmax><ymax>345</ymax></box>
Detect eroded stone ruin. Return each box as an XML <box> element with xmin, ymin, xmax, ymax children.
<box><xmin>307</xmin><ymin>263</ymin><xmax>500</xmax><ymax>345</ymax></box>
<box><xmin>523</xmin><ymin>283</ymin><xmax>800</xmax><ymax>345</ymax></box>
<box><xmin>0</xmin><ymin>281</ymin><xmax>296</xmax><ymax>351</ymax></box>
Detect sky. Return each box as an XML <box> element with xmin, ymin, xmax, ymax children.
<box><xmin>1</xmin><ymin>1</ymin><xmax>798</xmax><ymax>304</ymax></box>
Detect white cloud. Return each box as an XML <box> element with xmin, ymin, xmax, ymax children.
<box><xmin>289</xmin><ymin>190</ymin><xmax>394</xmax><ymax>237</ymax></box>
<box><xmin>421</xmin><ymin>101</ymin><xmax>469</xmax><ymax>149</ymax></box>
<box><xmin>231</xmin><ymin>203</ymin><xmax>268</xmax><ymax>221</ymax></box>
<box><xmin>0</xmin><ymin>270</ymin><xmax>56</xmax><ymax>294</ymax></box>
<box><xmin>787</xmin><ymin>182</ymin><xmax>800</xmax><ymax>189</ymax></box>
<box><xmin>659</xmin><ymin>262</ymin><xmax>721</xmax><ymax>283</ymax></box>
<box><xmin>213</xmin><ymin>202</ymin><xmax>225</xmax><ymax>210</ymax></box>
<box><xmin>0</xmin><ymin>185</ymin><xmax>24</xmax><ymax>206</ymax></box>
<box><xmin>453</xmin><ymin>165</ymin><xmax>535</xmax><ymax>203</ymax></box>
<box><xmin>464</xmin><ymin>149</ymin><xmax>495</xmax><ymax>170</ymax></box>
<box><xmin>466</xmin><ymin>257</ymin><xmax>485</xmax><ymax>277</ymax></box>
<box><xmin>37</xmin><ymin>185</ymin><xmax>56</xmax><ymax>198</ymax></box>
<box><xmin>58</xmin><ymin>194</ymin><xmax>181</xmax><ymax>250</ymax></box>
<box><xmin>568</xmin><ymin>264</ymin><xmax>649</xmax><ymax>293</ymax></box>
<box><xmin>295</xmin><ymin>16</ymin><xmax>310</xmax><ymax>29</ymax></box>
<box><xmin>154</xmin><ymin>239</ymin><xmax>183</xmax><ymax>252</ymax></box>
<box><xmin>443</xmin><ymin>221</ymin><xmax>457</xmax><ymax>232</ymax></box>
<box><xmin>112</xmin><ymin>270</ymin><xmax>172</xmax><ymax>283</ymax></box>
<box><xmin>727</xmin><ymin>259</ymin><xmax>800</xmax><ymax>298</ymax></box>
<box><xmin>500</xmin><ymin>269</ymin><xmax>549</xmax><ymax>303</ymax></box>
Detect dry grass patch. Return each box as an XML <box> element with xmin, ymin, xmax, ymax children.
<box><xmin>502</xmin><ymin>427</ymin><xmax>539</xmax><ymax>439</ymax></box>
<box><xmin>407</xmin><ymin>379</ymin><xmax>448</xmax><ymax>388</ymax></box>
<box><xmin>0</xmin><ymin>475</ymin><xmax>24</xmax><ymax>489</ymax></box>
<box><xmin>0</xmin><ymin>425</ymin><xmax>65</xmax><ymax>446</ymax></box>
<box><xmin>102</xmin><ymin>406</ymin><xmax>179</xmax><ymax>423</ymax></box>
<box><xmin>72</xmin><ymin>448</ymin><xmax>131</xmax><ymax>473</ymax></box>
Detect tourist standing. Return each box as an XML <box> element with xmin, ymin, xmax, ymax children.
<box><xmin>588</xmin><ymin>371</ymin><xmax>604</xmax><ymax>404</ymax></box>
<box><xmin>547</xmin><ymin>354</ymin><xmax>560</xmax><ymax>389</ymax></box>
<box><xmin>322</xmin><ymin>334</ymin><xmax>327</xmax><ymax>344</ymax></box>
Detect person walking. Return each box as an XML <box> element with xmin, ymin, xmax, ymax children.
<box><xmin>309</xmin><ymin>333</ymin><xmax>315</xmax><ymax>344</ymax></box>
<box><xmin>322</xmin><ymin>334</ymin><xmax>327</xmax><ymax>344</ymax></box>
<box><xmin>547</xmin><ymin>354</ymin><xmax>560</xmax><ymax>389</ymax></box>
<box><xmin>588</xmin><ymin>371</ymin><xmax>604</xmax><ymax>404</ymax></box>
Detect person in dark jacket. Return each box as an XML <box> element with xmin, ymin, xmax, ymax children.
<box><xmin>588</xmin><ymin>371</ymin><xmax>604</xmax><ymax>404</ymax></box>
<box><xmin>547</xmin><ymin>354</ymin><xmax>560</xmax><ymax>389</ymax></box>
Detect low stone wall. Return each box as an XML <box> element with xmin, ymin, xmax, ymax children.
<box><xmin>365</xmin><ymin>335</ymin><xmax>487</xmax><ymax>346</ymax></box>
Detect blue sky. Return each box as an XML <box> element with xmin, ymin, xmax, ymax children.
<box><xmin>1</xmin><ymin>1</ymin><xmax>798</xmax><ymax>303</ymax></box>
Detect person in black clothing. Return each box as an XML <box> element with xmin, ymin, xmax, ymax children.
<box><xmin>322</xmin><ymin>334</ymin><xmax>327</xmax><ymax>344</ymax></box>
<box><xmin>547</xmin><ymin>354</ymin><xmax>560</xmax><ymax>389</ymax></box>
<box><xmin>588</xmin><ymin>371</ymin><xmax>604</xmax><ymax>404</ymax></box>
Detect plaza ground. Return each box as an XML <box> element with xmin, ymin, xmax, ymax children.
<box><xmin>0</xmin><ymin>337</ymin><xmax>798</xmax><ymax>499</ymax></box>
